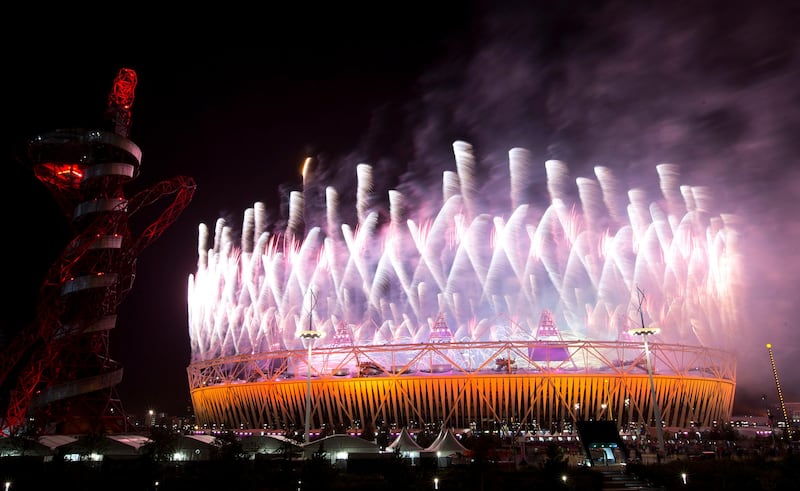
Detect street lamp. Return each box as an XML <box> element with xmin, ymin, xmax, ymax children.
<box><xmin>629</xmin><ymin>326</ymin><xmax>666</xmax><ymax>457</ymax></box>
<box><xmin>300</xmin><ymin>329</ymin><xmax>321</xmax><ymax>444</ymax></box>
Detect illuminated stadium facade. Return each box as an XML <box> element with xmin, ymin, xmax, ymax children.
<box><xmin>186</xmin><ymin>141</ymin><xmax>739</xmax><ymax>433</ymax></box>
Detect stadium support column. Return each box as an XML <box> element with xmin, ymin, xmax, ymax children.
<box><xmin>629</xmin><ymin>327</ymin><xmax>666</xmax><ymax>457</ymax></box>
<box><xmin>300</xmin><ymin>330</ymin><xmax>321</xmax><ymax>444</ymax></box>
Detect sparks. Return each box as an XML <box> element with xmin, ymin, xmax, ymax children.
<box><xmin>188</xmin><ymin>141</ymin><xmax>742</xmax><ymax>365</ymax></box>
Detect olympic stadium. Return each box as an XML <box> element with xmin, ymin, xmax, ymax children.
<box><xmin>186</xmin><ymin>141</ymin><xmax>738</xmax><ymax>435</ymax></box>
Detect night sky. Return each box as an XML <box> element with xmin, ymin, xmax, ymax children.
<box><xmin>5</xmin><ymin>1</ymin><xmax>799</xmax><ymax>419</ymax></box>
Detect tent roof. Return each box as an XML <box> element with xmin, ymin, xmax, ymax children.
<box><xmin>240</xmin><ymin>434</ymin><xmax>302</xmax><ymax>454</ymax></box>
<box><xmin>387</xmin><ymin>428</ymin><xmax>423</xmax><ymax>452</ymax></box>
<box><xmin>59</xmin><ymin>435</ymin><xmax>145</xmax><ymax>456</ymax></box>
<box><xmin>185</xmin><ymin>434</ymin><xmax>218</xmax><ymax>444</ymax></box>
<box><xmin>179</xmin><ymin>434</ymin><xmax>220</xmax><ymax>449</ymax></box>
<box><xmin>423</xmin><ymin>428</ymin><xmax>468</xmax><ymax>455</ymax></box>
<box><xmin>38</xmin><ymin>434</ymin><xmax>79</xmax><ymax>450</ymax></box>
<box><xmin>106</xmin><ymin>434</ymin><xmax>152</xmax><ymax>450</ymax></box>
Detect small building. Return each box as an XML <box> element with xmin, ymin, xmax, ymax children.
<box><xmin>302</xmin><ymin>434</ymin><xmax>379</xmax><ymax>466</ymax></box>
<box><xmin>39</xmin><ymin>434</ymin><xmax>79</xmax><ymax>461</ymax></box>
<box><xmin>173</xmin><ymin>434</ymin><xmax>220</xmax><ymax>461</ymax></box>
<box><xmin>240</xmin><ymin>433</ymin><xmax>302</xmax><ymax>459</ymax></box>
<box><xmin>0</xmin><ymin>436</ymin><xmax>51</xmax><ymax>458</ymax></box>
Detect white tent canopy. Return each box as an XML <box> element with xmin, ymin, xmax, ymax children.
<box><xmin>174</xmin><ymin>434</ymin><xmax>220</xmax><ymax>461</ymax></box>
<box><xmin>387</xmin><ymin>427</ymin><xmax>423</xmax><ymax>456</ymax></box>
<box><xmin>240</xmin><ymin>434</ymin><xmax>301</xmax><ymax>455</ymax></box>
<box><xmin>422</xmin><ymin>428</ymin><xmax>468</xmax><ymax>455</ymax></box>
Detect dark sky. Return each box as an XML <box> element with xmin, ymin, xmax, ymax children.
<box><xmin>5</xmin><ymin>0</ymin><xmax>799</xmax><ymax>418</ymax></box>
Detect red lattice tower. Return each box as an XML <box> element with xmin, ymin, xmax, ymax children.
<box><xmin>0</xmin><ymin>68</ymin><xmax>196</xmax><ymax>436</ymax></box>
<box><xmin>106</xmin><ymin>67</ymin><xmax>138</xmax><ymax>138</ymax></box>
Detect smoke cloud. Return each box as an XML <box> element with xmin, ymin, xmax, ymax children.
<box><xmin>339</xmin><ymin>0</ymin><xmax>800</xmax><ymax>413</ymax></box>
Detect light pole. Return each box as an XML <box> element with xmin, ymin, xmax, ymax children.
<box><xmin>629</xmin><ymin>326</ymin><xmax>666</xmax><ymax>457</ymax></box>
<box><xmin>300</xmin><ymin>329</ymin><xmax>321</xmax><ymax>444</ymax></box>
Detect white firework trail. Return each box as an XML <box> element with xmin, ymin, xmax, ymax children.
<box><xmin>188</xmin><ymin>141</ymin><xmax>742</xmax><ymax>370</ymax></box>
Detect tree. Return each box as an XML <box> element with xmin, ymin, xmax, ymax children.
<box><xmin>2</xmin><ymin>434</ymin><xmax>42</xmax><ymax>457</ymax></box>
<box><xmin>375</xmin><ymin>424</ymin><xmax>392</xmax><ymax>450</ymax></box>
<box><xmin>360</xmin><ymin>419</ymin><xmax>375</xmax><ymax>442</ymax></box>
<box><xmin>212</xmin><ymin>430</ymin><xmax>247</xmax><ymax>461</ymax></box>
<box><xmin>541</xmin><ymin>441</ymin><xmax>569</xmax><ymax>482</ymax></box>
<box><xmin>77</xmin><ymin>430</ymin><xmax>109</xmax><ymax>460</ymax></box>
<box><xmin>143</xmin><ymin>425</ymin><xmax>179</xmax><ymax>462</ymax></box>
<box><xmin>301</xmin><ymin>442</ymin><xmax>337</xmax><ymax>491</ymax></box>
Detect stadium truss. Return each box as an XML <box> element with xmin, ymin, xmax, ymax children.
<box><xmin>188</xmin><ymin>339</ymin><xmax>735</xmax><ymax>432</ymax></box>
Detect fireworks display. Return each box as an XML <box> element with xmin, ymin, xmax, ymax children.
<box><xmin>187</xmin><ymin>140</ymin><xmax>741</xmax><ymax>368</ymax></box>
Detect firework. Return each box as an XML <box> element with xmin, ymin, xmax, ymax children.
<box><xmin>188</xmin><ymin>141</ymin><xmax>740</xmax><ymax>363</ymax></box>
<box><xmin>187</xmin><ymin>141</ymin><xmax>739</xmax><ymax>431</ymax></box>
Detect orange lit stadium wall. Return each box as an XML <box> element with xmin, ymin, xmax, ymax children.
<box><xmin>188</xmin><ymin>340</ymin><xmax>735</xmax><ymax>432</ymax></box>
